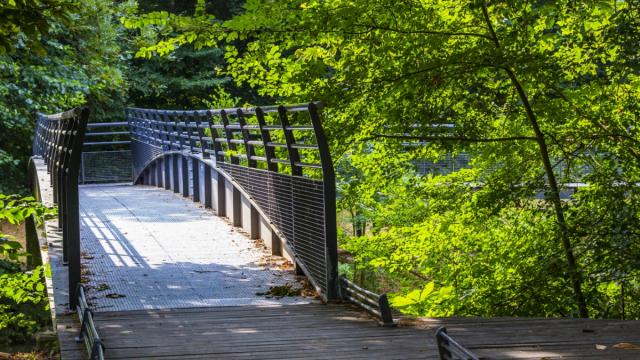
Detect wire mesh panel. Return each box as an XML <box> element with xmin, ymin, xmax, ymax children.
<box><xmin>80</xmin><ymin>151</ymin><xmax>133</xmax><ymax>183</ymax></box>
<box><xmin>126</xmin><ymin>103</ymin><xmax>338</xmax><ymax>300</ymax></box>
<box><xmin>80</xmin><ymin>122</ymin><xmax>133</xmax><ymax>184</ymax></box>
<box><xmin>219</xmin><ymin>163</ymin><xmax>330</xmax><ymax>294</ymax></box>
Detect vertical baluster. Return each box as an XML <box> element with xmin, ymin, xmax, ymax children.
<box><xmin>236</xmin><ymin>109</ymin><xmax>256</xmax><ymax>168</ymax></box>
<box><xmin>277</xmin><ymin>106</ymin><xmax>302</xmax><ymax>176</ymax></box>
<box><xmin>255</xmin><ymin>107</ymin><xmax>278</xmax><ymax>172</ymax></box>
<box><xmin>220</xmin><ymin>110</ymin><xmax>239</xmax><ymax>165</ymax></box>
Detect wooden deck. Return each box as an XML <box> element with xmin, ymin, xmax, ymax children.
<box><xmin>56</xmin><ymin>303</ymin><xmax>640</xmax><ymax>359</ymax></box>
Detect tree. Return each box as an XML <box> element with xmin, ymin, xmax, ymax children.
<box><xmin>125</xmin><ymin>0</ymin><xmax>247</xmax><ymax>110</ymax></box>
<box><xmin>125</xmin><ymin>0</ymin><xmax>640</xmax><ymax>318</ymax></box>
<box><xmin>0</xmin><ymin>0</ymin><xmax>132</xmax><ymax>193</ymax></box>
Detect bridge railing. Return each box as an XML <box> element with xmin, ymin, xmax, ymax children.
<box><xmin>31</xmin><ymin>107</ymin><xmax>89</xmax><ymax>308</ymax></box>
<box><xmin>75</xmin><ymin>284</ymin><xmax>105</xmax><ymax>360</ymax></box>
<box><xmin>80</xmin><ymin>122</ymin><xmax>132</xmax><ymax>184</ymax></box>
<box><xmin>340</xmin><ymin>277</ymin><xmax>395</xmax><ymax>326</ymax></box>
<box><xmin>435</xmin><ymin>327</ymin><xmax>479</xmax><ymax>360</ymax></box>
<box><xmin>126</xmin><ymin>102</ymin><xmax>339</xmax><ymax>300</ymax></box>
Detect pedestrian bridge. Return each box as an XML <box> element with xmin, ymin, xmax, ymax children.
<box><xmin>27</xmin><ymin>105</ymin><xmax>640</xmax><ymax>359</ymax></box>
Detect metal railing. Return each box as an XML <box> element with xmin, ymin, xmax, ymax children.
<box><xmin>339</xmin><ymin>277</ymin><xmax>395</xmax><ymax>326</ymax></box>
<box><xmin>32</xmin><ymin>107</ymin><xmax>89</xmax><ymax>308</ymax></box>
<box><xmin>80</xmin><ymin>122</ymin><xmax>132</xmax><ymax>184</ymax></box>
<box><xmin>435</xmin><ymin>327</ymin><xmax>479</xmax><ymax>360</ymax></box>
<box><xmin>75</xmin><ymin>285</ymin><xmax>105</xmax><ymax>360</ymax></box>
<box><xmin>126</xmin><ymin>103</ymin><xmax>339</xmax><ymax>300</ymax></box>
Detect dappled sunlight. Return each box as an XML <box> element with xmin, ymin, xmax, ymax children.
<box><xmin>229</xmin><ymin>328</ymin><xmax>258</xmax><ymax>334</ymax></box>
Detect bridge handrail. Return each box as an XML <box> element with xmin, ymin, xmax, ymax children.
<box><xmin>126</xmin><ymin>102</ymin><xmax>322</xmax><ymax>117</ymax></box>
<box><xmin>339</xmin><ymin>277</ymin><xmax>395</xmax><ymax>327</ymax></box>
<box><xmin>435</xmin><ymin>327</ymin><xmax>479</xmax><ymax>360</ymax></box>
<box><xmin>83</xmin><ymin>122</ymin><xmax>131</xmax><ymax>148</ymax></box>
<box><xmin>75</xmin><ymin>285</ymin><xmax>105</xmax><ymax>360</ymax></box>
<box><xmin>126</xmin><ymin>101</ymin><xmax>329</xmax><ymax>175</ymax></box>
<box><xmin>32</xmin><ymin>107</ymin><xmax>89</xmax><ymax>309</ymax></box>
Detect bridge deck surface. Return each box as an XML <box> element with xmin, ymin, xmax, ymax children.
<box><xmin>78</xmin><ymin>184</ymin><xmax>309</xmax><ymax>311</ymax></box>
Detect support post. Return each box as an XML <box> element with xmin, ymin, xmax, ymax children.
<box><xmin>378</xmin><ymin>294</ymin><xmax>395</xmax><ymax>327</ymax></box>
<box><xmin>232</xmin><ymin>187</ymin><xmax>241</xmax><ymax>227</ymax></box>
<box><xmin>250</xmin><ymin>205</ymin><xmax>260</xmax><ymax>239</ymax></box>
<box><xmin>192</xmin><ymin>158</ymin><xmax>200</xmax><ymax>202</ymax></box>
<box><xmin>181</xmin><ymin>155</ymin><xmax>189</xmax><ymax>197</ymax></box>
<box><xmin>149</xmin><ymin>165</ymin><xmax>156</xmax><ymax>186</ymax></box>
<box><xmin>217</xmin><ymin>175</ymin><xmax>226</xmax><ymax>217</ymax></box>
<box><xmin>67</xmin><ymin>182</ymin><xmax>81</xmax><ymax>310</ymax></box>
<box><xmin>172</xmin><ymin>154</ymin><xmax>179</xmax><ymax>193</ymax></box>
<box><xmin>156</xmin><ymin>159</ymin><xmax>163</xmax><ymax>187</ymax></box>
<box><xmin>309</xmin><ymin>102</ymin><xmax>339</xmax><ymax>300</ymax></box>
<box><xmin>271</xmin><ymin>230</ymin><xmax>282</xmax><ymax>256</ymax></box>
<box><xmin>164</xmin><ymin>156</ymin><xmax>171</xmax><ymax>190</ymax></box>
<box><xmin>203</xmin><ymin>166</ymin><xmax>212</xmax><ymax>208</ymax></box>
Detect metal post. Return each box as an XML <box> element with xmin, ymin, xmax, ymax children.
<box><xmin>156</xmin><ymin>157</ymin><xmax>163</xmax><ymax>188</ymax></box>
<box><xmin>255</xmin><ymin>107</ymin><xmax>278</xmax><ymax>172</ymax></box>
<box><xmin>236</xmin><ymin>109</ymin><xmax>256</xmax><ymax>168</ymax></box>
<box><xmin>277</xmin><ymin>106</ymin><xmax>302</xmax><ymax>176</ymax></box>
<box><xmin>164</xmin><ymin>155</ymin><xmax>171</xmax><ymax>190</ymax></box>
<box><xmin>172</xmin><ymin>154</ymin><xmax>179</xmax><ymax>193</ymax></box>
<box><xmin>232</xmin><ymin>187</ymin><xmax>241</xmax><ymax>227</ymax></box>
<box><xmin>217</xmin><ymin>174</ymin><xmax>226</xmax><ymax>217</ymax></box>
<box><xmin>220</xmin><ymin>110</ymin><xmax>239</xmax><ymax>165</ymax></box>
<box><xmin>271</xmin><ymin>230</ymin><xmax>282</xmax><ymax>256</ymax></box>
<box><xmin>250</xmin><ymin>205</ymin><xmax>260</xmax><ymax>239</ymax></box>
<box><xmin>378</xmin><ymin>294</ymin><xmax>395</xmax><ymax>327</ymax></box>
<box><xmin>192</xmin><ymin>158</ymin><xmax>200</xmax><ymax>202</ymax></box>
<box><xmin>203</xmin><ymin>166</ymin><xmax>212</xmax><ymax>208</ymax></box>
<box><xmin>67</xmin><ymin>107</ymin><xmax>89</xmax><ymax>309</ymax></box>
<box><xmin>181</xmin><ymin>155</ymin><xmax>189</xmax><ymax>197</ymax></box>
<box><xmin>308</xmin><ymin>102</ymin><xmax>339</xmax><ymax>300</ymax></box>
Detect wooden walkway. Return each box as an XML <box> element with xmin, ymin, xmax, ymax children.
<box><xmin>55</xmin><ymin>303</ymin><xmax>640</xmax><ymax>359</ymax></box>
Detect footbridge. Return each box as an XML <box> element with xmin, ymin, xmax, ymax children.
<box><xmin>27</xmin><ymin>105</ymin><xmax>640</xmax><ymax>359</ymax></box>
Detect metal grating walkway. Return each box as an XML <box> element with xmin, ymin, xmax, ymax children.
<box><xmin>79</xmin><ymin>184</ymin><xmax>311</xmax><ymax>312</ymax></box>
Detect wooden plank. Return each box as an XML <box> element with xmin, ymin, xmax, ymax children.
<box><xmin>52</xmin><ymin>302</ymin><xmax>640</xmax><ymax>360</ymax></box>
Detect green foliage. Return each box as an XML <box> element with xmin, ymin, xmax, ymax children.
<box><xmin>123</xmin><ymin>0</ymin><xmax>250</xmax><ymax>110</ymax></box>
<box><xmin>0</xmin><ymin>0</ymin><xmax>133</xmax><ymax>194</ymax></box>
<box><xmin>0</xmin><ymin>0</ymin><xmax>76</xmax><ymax>55</ymax></box>
<box><xmin>0</xmin><ymin>0</ymin><xmax>637</xmax><ymax>321</ymax></box>
<box><xmin>0</xmin><ymin>195</ymin><xmax>51</xmax><ymax>226</ymax></box>
<box><xmin>126</xmin><ymin>0</ymin><xmax>640</xmax><ymax>319</ymax></box>
<box><xmin>0</xmin><ymin>266</ymin><xmax>50</xmax><ymax>345</ymax></box>
<box><xmin>0</xmin><ymin>195</ymin><xmax>52</xmax><ymax>346</ymax></box>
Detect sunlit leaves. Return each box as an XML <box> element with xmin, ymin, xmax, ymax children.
<box><xmin>126</xmin><ymin>0</ymin><xmax>640</xmax><ymax>318</ymax></box>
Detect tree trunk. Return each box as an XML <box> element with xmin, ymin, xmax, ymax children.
<box><xmin>506</xmin><ymin>69</ymin><xmax>588</xmax><ymax>318</ymax></box>
<box><xmin>481</xmin><ymin>3</ymin><xmax>588</xmax><ymax>317</ymax></box>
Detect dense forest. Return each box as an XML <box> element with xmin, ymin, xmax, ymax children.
<box><xmin>1</xmin><ymin>0</ymin><xmax>640</xmax><ymax>351</ymax></box>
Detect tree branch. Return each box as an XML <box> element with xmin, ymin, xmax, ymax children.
<box><xmin>352</xmin><ymin>23</ymin><xmax>494</xmax><ymax>41</ymax></box>
<box><xmin>368</xmin><ymin>133</ymin><xmax>537</xmax><ymax>143</ymax></box>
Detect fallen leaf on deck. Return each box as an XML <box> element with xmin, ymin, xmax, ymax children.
<box><xmin>105</xmin><ymin>293</ymin><xmax>126</xmax><ymax>299</ymax></box>
<box><xmin>612</xmin><ymin>342</ymin><xmax>640</xmax><ymax>350</ymax></box>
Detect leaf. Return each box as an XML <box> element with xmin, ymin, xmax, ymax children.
<box><xmin>106</xmin><ymin>293</ymin><xmax>126</xmax><ymax>299</ymax></box>
<box><xmin>423</xmin><ymin>281</ymin><xmax>435</xmax><ymax>296</ymax></box>
<box><xmin>612</xmin><ymin>343</ymin><xmax>640</xmax><ymax>350</ymax></box>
